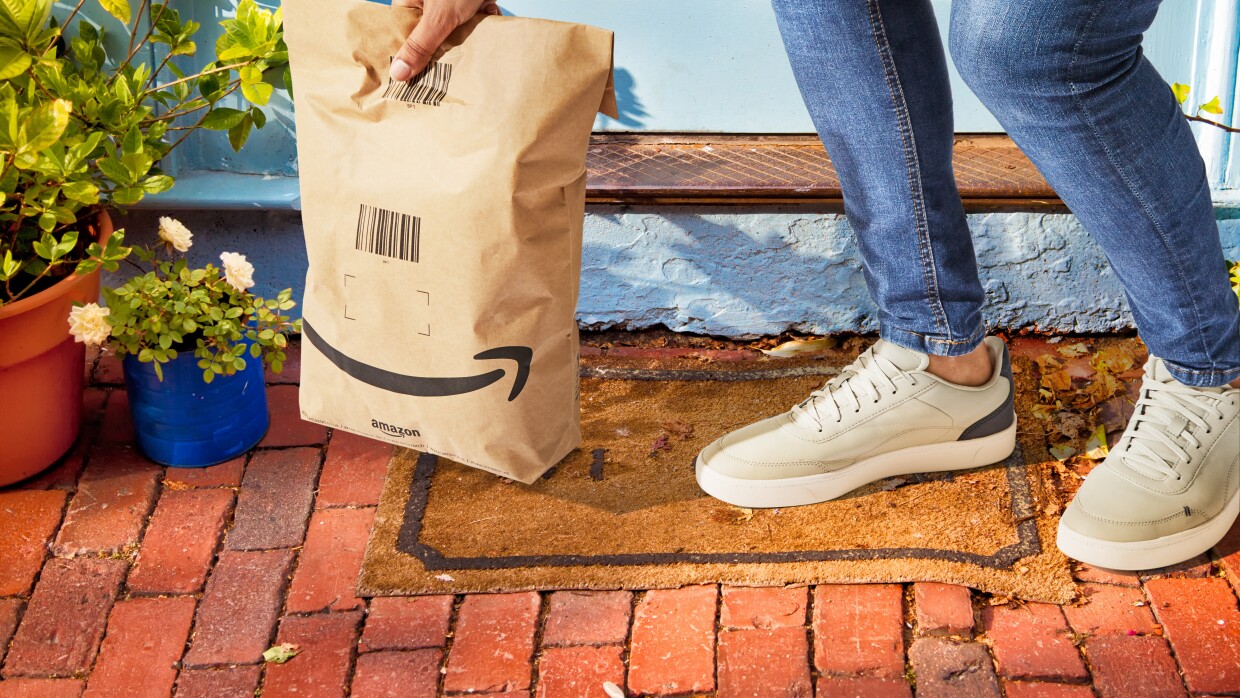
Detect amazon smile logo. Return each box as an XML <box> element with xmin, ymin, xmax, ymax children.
<box><xmin>301</xmin><ymin>320</ymin><xmax>532</xmax><ymax>401</ymax></box>
<box><xmin>371</xmin><ymin>420</ymin><xmax>420</xmax><ymax>437</ymax></box>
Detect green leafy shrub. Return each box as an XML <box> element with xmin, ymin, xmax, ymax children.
<box><xmin>71</xmin><ymin>217</ymin><xmax>300</xmax><ymax>382</ymax></box>
<box><xmin>0</xmin><ymin>0</ymin><xmax>286</xmax><ymax>306</ymax></box>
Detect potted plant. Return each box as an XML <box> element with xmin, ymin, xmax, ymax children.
<box><xmin>0</xmin><ymin>0</ymin><xmax>287</xmax><ymax>484</ymax></box>
<box><xmin>70</xmin><ymin>217</ymin><xmax>298</xmax><ymax>467</ymax></box>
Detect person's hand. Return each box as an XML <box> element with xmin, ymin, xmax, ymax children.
<box><xmin>389</xmin><ymin>0</ymin><xmax>500</xmax><ymax>81</ymax></box>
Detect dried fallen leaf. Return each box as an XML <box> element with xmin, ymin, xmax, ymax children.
<box><xmin>735</xmin><ymin>507</ymin><xmax>755</xmax><ymax>523</ymax></box>
<box><xmin>1083</xmin><ymin>425</ymin><xmax>1109</xmax><ymax>460</ymax></box>
<box><xmin>648</xmin><ymin>434</ymin><xmax>671</xmax><ymax>457</ymax></box>
<box><xmin>1048</xmin><ymin>411</ymin><xmax>1088</xmax><ymax>441</ymax></box>
<box><xmin>1057</xmin><ymin>342</ymin><xmax>1090</xmax><ymax>358</ymax></box>
<box><xmin>263</xmin><ymin>643</ymin><xmax>300</xmax><ymax>664</ymax></box>
<box><xmin>661</xmin><ymin>420</ymin><xmax>695</xmax><ymax>440</ymax></box>
<box><xmin>880</xmin><ymin>477</ymin><xmax>910</xmax><ymax>492</ymax></box>
<box><xmin>760</xmin><ymin>338</ymin><xmax>836</xmax><ymax>357</ymax></box>
<box><xmin>1049</xmin><ymin>444</ymin><xmax>1078</xmax><ymax>462</ymax></box>
<box><xmin>1091</xmin><ymin>346</ymin><xmax>1136</xmax><ymax>374</ymax></box>
<box><xmin>1041</xmin><ymin>368</ymin><xmax>1073</xmax><ymax>393</ymax></box>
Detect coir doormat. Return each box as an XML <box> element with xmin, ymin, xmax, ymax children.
<box><xmin>359</xmin><ymin>351</ymin><xmax>1076</xmax><ymax>603</ymax></box>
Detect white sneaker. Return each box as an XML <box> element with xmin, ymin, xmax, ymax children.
<box><xmin>1057</xmin><ymin>356</ymin><xmax>1240</xmax><ymax>570</ymax></box>
<box><xmin>694</xmin><ymin>337</ymin><xmax>1017</xmax><ymax>508</ymax></box>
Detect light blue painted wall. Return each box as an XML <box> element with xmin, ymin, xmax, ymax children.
<box><xmin>112</xmin><ymin>205</ymin><xmax>1240</xmax><ymax>338</ymax></box>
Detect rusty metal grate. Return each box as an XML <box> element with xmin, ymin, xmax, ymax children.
<box><xmin>585</xmin><ymin>134</ymin><xmax>1057</xmax><ymax>205</ymax></box>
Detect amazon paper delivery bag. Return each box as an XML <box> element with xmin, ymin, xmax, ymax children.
<box><xmin>283</xmin><ymin>0</ymin><xmax>615</xmax><ymax>483</ymax></box>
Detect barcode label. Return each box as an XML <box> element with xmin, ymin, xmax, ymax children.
<box><xmin>355</xmin><ymin>204</ymin><xmax>420</xmax><ymax>262</ymax></box>
<box><xmin>383</xmin><ymin>60</ymin><xmax>452</xmax><ymax>106</ymax></box>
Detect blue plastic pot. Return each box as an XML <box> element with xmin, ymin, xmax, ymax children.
<box><xmin>122</xmin><ymin>342</ymin><xmax>270</xmax><ymax>468</ymax></box>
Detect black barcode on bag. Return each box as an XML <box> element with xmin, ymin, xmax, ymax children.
<box><xmin>355</xmin><ymin>204</ymin><xmax>420</xmax><ymax>262</ymax></box>
<box><xmin>383</xmin><ymin>60</ymin><xmax>452</xmax><ymax>106</ymax></box>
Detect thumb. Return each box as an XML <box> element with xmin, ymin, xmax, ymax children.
<box><xmin>390</xmin><ymin>12</ymin><xmax>453</xmax><ymax>81</ymax></box>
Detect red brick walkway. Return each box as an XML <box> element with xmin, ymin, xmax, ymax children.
<box><xmin>2</xmin><ymin>340</ymin><xmax>1240</xmax><ymax>697</ymax></box>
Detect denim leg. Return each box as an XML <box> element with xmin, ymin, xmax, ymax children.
<box><xmin>950</xmin><ymin>0</ymin><xmax>1240</xmax><ymax>387</ymax></box>
<box><xmin>771</xmin><ymin>0</ymin><xmax>986</xmax><ymax>356</ymax></box>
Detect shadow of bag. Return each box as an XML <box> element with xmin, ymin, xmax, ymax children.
<box><xmin>283</xmin><ymin>0</ymin><xmax>616</xmax><ymax>483</ymax></box>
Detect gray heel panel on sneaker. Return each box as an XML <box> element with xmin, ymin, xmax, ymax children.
<box><xmin>958</xmin><ymin>345</ymin><xmax>1015</xmax><ymax>441</ymax></box>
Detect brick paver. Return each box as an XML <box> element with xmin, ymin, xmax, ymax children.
<box><xmin>182</xmin><ymin>549</ymin><xmax>295</xmax><ymax>666</ymax></box>
<box><xmin>914</xmin><ymin>582</ymin><xmax>974</xmax><ymax>637</ymax></box>
<box><xmin>443</xmin><ymin>593</ymin><xmax>541</xmax><ymax>694</ymax></box>
<box><xmin>982</xmin><ymin>602</ymin><xmax>1087</xmax><ymax>682</ymax></box>
<box><xmin>52</xmin><ymin>445</ymin><xmax>160</xmax><ymax>555</ymax></box>
<box><xmin>359</xmin><ymin>596</ymin><xmax>454</xmax><ymax>652</ymax></box>
<box><xmin>351</xmin><ymin>650</ymin><xmax>441</xmax><ymax>698</ymax></box>
<box><xmin>2</xmin><ymin>558</ymin><xmax>126</xmax><ymax>678</ymax></box>
<box><xmin>0</xmin><ymin>490</ymin><xmax>66</xmax><ymax>596</ymax></box>
<box><xmin>0</xmin><ymin>599</ymin><xmax>23</xmax><ymax>665</ymax></box>
<box><xmin>286</xmin><ymin>507</ymin><xmax>375</xmax><ymax>613</ymax></box>
<box><xmin>260</xmin><ymin>385</ymin><xmax>329</xmax><ymax>447</ymax></box>
<box><xmin>173</xmin><ymin>666</ymin><xmax>262</xmax><ymax>698</ymax></box>
<box><xmin>162</xmin><ymin>456</ymin><xmax>246</xmax><ymax>488</ymax></box>
<box><xmin>813</xmin><ymin>584</ymin><xmax>905</xmax><ymax>678</ymax></box>
<box><xmin>317</xmin><ymin>432</ymin><xmax>391</xmax><ymax>507</ymax></box>
<box><xmin>628</xmin><ymin>586</ymin><xmax>718</xmax><ymax>696</ymax></box>
<box><xmin>1003</xmin><ymin>683</ymin><xmax>1096</xmax><ymax>698</ymax></box>
<box><xmin>536</xmin><ymin>646</ymin><xmax>626</xmax><ymax>698</ymax></box>
<box><xmin>542</xmin><ymin>591</ymin><xmax>632</xmax><ymax>647</ymax></box>
<box><xmin>908</xmin><ymin>638</ymin><xmax>1001</xmax><ymax>698</ymax></box>
<box><xmin>0</xmin><ymin>678</ymin><xmax>86</xmax><ymax>697</ymax></box>
<box><xmin>816</xmin><ymin>677</ymin><xmax>912</xmax><ymax>698</ymax></box>
<box><xmin>720</xmin><ymin>585</ymin><xmax>807</xmax><ymax>630</ymax></box>
<box><xmin>262</xmin><ymin>611</ymin><xmax>363</xmax><ymax>698</ymax></box>
<box><xmin>717</xmin><ymin>627</ymin><xmax>812</xmax><ymax>698</ymax></box>
<box><xmin>1062</xmin><ymin>583</ymin><xmax>1157</xmax><ymax>636</ymax></box>
<box><xmin>128</xmin><ymin>488</ymin><xmax>233</xmax><ymax>594</ymax></box>
<box><xmin>1146</xmin><ymin>577</ymin><xmax>1240</xmax><ymax>694</ymax></box>
<box><xmin>1084</xmin><ymin>634</ymin><xmax>1186</xmax><ymax>698</ymax></box>
<box><xmin>225</xmin><ymin>447</ymin><xmax>320</xmax><ymax>550</ymax></box>
<box><xmin>84</xmin><ymin>597</ymin><xmax>196</xmax><ymax>698</ymax></box>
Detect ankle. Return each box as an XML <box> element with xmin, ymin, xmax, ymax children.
<box><xmin>925</xmin><ymin>343</ymin><xmax>995</xmax><ymax>387</ymax></box>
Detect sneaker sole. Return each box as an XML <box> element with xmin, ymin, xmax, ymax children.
<box><xmin>1056</xmin><ymin>488</ymin><xmax>1240</xmax><ymax>571</ymax></box>
<box><xmin>694</xmin><ymin>421</ymin><xmax>1018</xmax><ymax>508</ymax></box>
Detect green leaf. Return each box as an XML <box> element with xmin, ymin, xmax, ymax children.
<box><xmin>140</xmin><ymin>174</ymin><xmax>174</xmax><ymax>194</ymax></box>
<box><xmin>1171</xmin><ymin>82</ymin><xmax>1190</xmax><ymax>105</ymax></box>
<box><xmin>121</xmin><ymin>123</ymin><xmax>143</xmax><ymax>154</ymax></box>
<box><xmin>96</xmin><ymin>156</ymin><xmax>132</xmax><ymax>185</ymax></box>
<box><xmin>1198</xmin><ymin>96</ymin><xmax>1224</xmax><ymax>115</ymax></box>
<box><xmin>199</xmin><ymin>107</ymin><xmax>246</xmax><ymax>131</ymax></box>
<box><xmin>98</xmin><ymin>0</ymin><xmax>130</xmax><ymax>25</ymax></box>
<box><xmin>61</xmin><ymin>180</ymin><xmax>100</xmax><ymax>204</ymax></box>
<box><xmin>240</xmin><ymin>78</ymin><xmax>273</xmax><ymax>106</ymax></box>
<box><xmin>0</xmin><ymin>37</ymin><xmax>31</xmax><ymax>80</ymax></box>
<box><xmin>227</xmin><ymin>112</ymin><xmax>253</xmax><ymax>152</ymax></box>
<box><xmin>0</xmin><ymin>0</ymin><xmax>52</xmax><ymax>40</ymax></box>
<box><xmin>263</xmin><ymin>643</ymin><xmax>300</xmax><ymax>664</ymax></box>
<box><xmin>24</xmin><ymin>98</ymin><xmax>71</xmax><ymax>155</ymax></box>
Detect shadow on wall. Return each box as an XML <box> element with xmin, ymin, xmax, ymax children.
<box><xmin>599</xmin><ymin>68</ymin><xmax>648</xmax><ymax>129</ymax></box>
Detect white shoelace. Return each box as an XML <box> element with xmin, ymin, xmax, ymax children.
<box><xmin>1121</xmin><ymin>379</ymin><xmax>1231</xmax><ymax>480</ymax></box>
<box><xmin>790</xmin><ymin>350</ymin><xmax>913</xmax><ymax>430</ymax></box>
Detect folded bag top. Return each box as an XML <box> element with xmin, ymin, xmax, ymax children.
<box><xmin>283</xmin><ymin>0</ymin><xmax>615</xmax><ymax>483</ymax></box>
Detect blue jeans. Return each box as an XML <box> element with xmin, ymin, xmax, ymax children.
<box><xmin>771</xmin><ymin>0</ymin><xmax>1240</xmax><ymax>387</ymax></box>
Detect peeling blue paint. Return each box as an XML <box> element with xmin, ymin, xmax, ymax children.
<box><xmin>111</xmin><ymin>205</ymin><xmax>1240</xmax><ymax>338</ymax></box>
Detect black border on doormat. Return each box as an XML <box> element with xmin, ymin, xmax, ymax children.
<box><xmin>395</xmin><ymin>447</ymin><xmax>1042</xmax><ymax>572</ymax></box>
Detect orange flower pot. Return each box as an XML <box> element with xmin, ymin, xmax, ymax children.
<box><xmin>0</xmin><ymin>212</ymin><xmax>112</xmax><ymax>486</ymax></box>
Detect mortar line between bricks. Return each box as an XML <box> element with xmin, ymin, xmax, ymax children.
<box><xmin>902</xmin><ymin>583</ymin><xmax>916</xmax><ymax>687</ymax></box>
<box><xmin>622</xmin><ymin>589</ymin><xmax>641</xmax><ymax>695</ymax></box>
<box><xmin>341</xmin><ymin>606</ymin><xmax>364</xmax><ymax>696</ymax></box>
<box><xmin>436</xmin><ymin>594</ymin><xmax>464</xmax><ymax>697</ymax></box>
<box><xmin>529</xmin><ymin>591</ymin><xmax>551</xmax><ymax>697</ymax></box>
<box><xmin>805</xmin><ymin>585</ymin><xmax>818</xmax><ymax>692</ymax></box>
<box><xmin>1140</xmin><ymin>580</ymin><xmax>1197</xmax><ymax>697</ymax></box>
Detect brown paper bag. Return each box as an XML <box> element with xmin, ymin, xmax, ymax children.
<box><xmin>283</xmin><ymin>0</ymin><xmax>615</xmax><ymax>483</ymax></box>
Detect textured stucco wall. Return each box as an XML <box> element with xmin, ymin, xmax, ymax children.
<box><xmin>113</xmin><ymin>205</ymin><xmax>1240</xmax><ymax>338</ymax></box>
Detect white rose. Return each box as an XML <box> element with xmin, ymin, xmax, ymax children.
<box><xmin>67</xmin><ymin>303</ymin><xmax>111</xmax><ymax>346</ymax></box>
<box><xmin>219</xmin><ymin>252</ymin><xmax>255</xmax><ymax>292</ymax></box>
<box><xmin>157</xmin><ymin>216</ymin><xmax>193</xmax><ymax>252</ymax></box>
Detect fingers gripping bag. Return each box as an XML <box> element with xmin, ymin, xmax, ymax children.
<box><xmin>283</xmin><ymin>0</ymin><xmax>616</xmax><ymax>482</ymax></box>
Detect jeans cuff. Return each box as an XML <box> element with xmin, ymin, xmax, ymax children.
<box><xmin>1162</xmin><ymin>360</ymin><xmax>1240</xmax><ymax>388</ymax></box>
<box><xmin>879</xmin><ymin>324</ymin><xmax>986</xmax><ymax>357</ymax></box>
